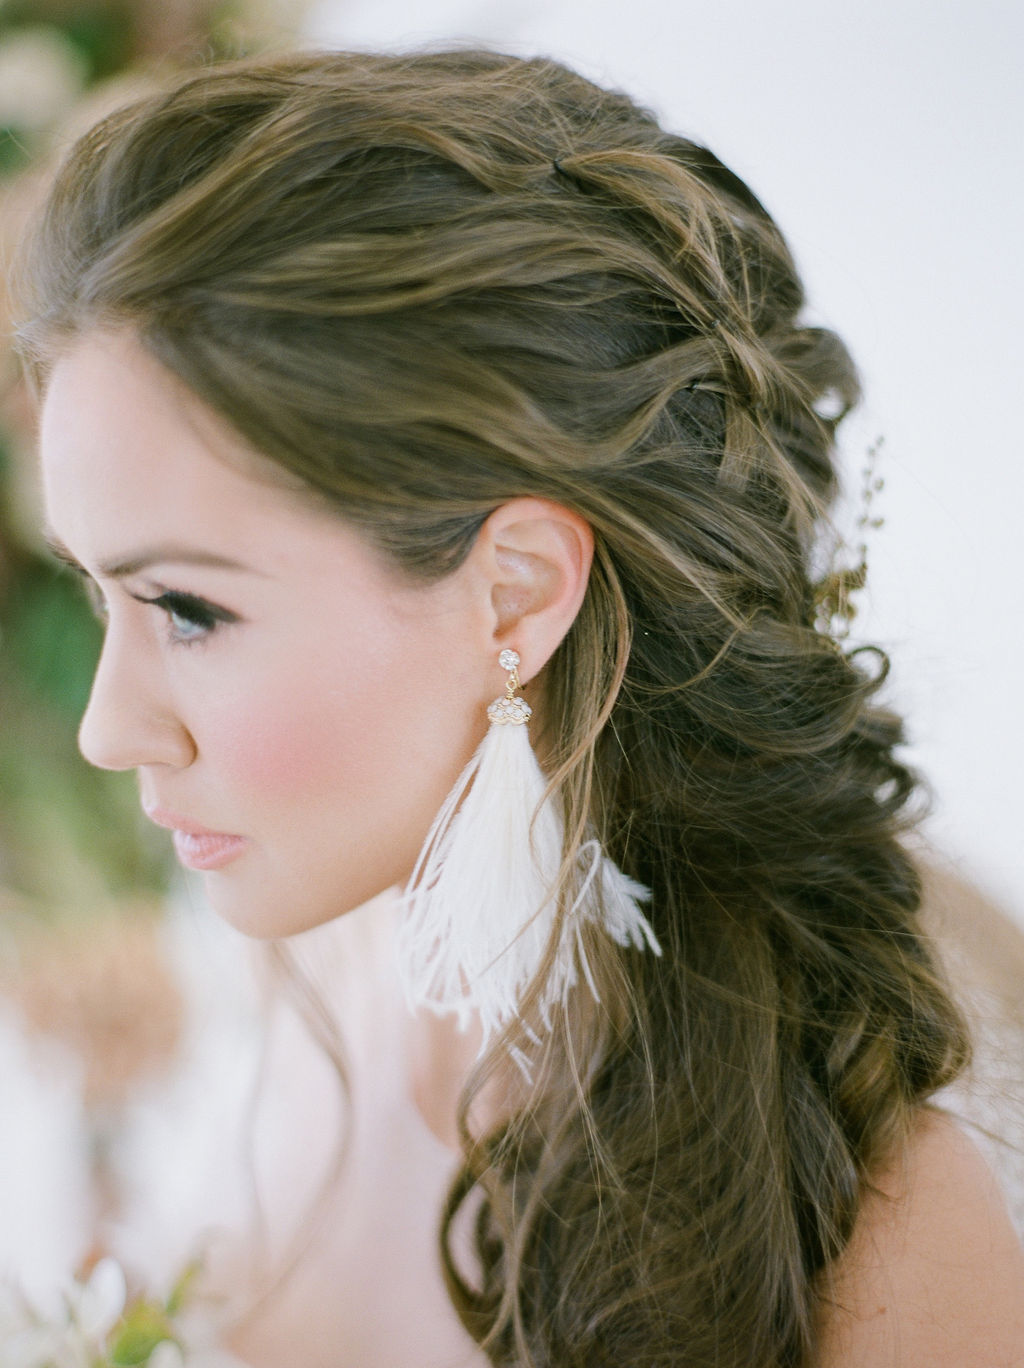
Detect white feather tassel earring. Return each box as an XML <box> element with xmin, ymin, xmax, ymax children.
<box><xmin>395</xmin><ymin>648</ymin><xmax>662</xmax><ymax>1062</ymax></box>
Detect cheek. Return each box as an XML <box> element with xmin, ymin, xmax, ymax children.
<box><xmin>202</xmin><ymin>692</ymin><xmax>366</xmax><ymax>806</ymax></box>
<box><xmin>195</xmin><ymin>647</ymin><xmax>438</xmax><ymax>812</ymax></box>
<box><xmin>214</xmin><ymin>703</ymin><xmax>336</xmax><ymax>798</ymax></box>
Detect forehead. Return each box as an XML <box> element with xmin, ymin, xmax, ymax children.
<box><xmin>38</xmin><ymin>329</ymin><xmax>379</xmax><ymax>584</ymax></box>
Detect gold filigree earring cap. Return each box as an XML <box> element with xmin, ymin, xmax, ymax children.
<box><xmin>488</xmin><ymin>649</ymin><xmax>532</xmax><ymax>726</ymax></box>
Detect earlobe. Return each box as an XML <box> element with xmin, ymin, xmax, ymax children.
<box><xmin>477</xmin><ymin>498</ymin><xmax>594</xmax><ymax>681</ymax></box>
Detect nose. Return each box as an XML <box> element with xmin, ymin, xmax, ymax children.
<box><xmin>77</xmin><ymin>622</ymin><xmax>197</xmax><ymax>772</ymax></box>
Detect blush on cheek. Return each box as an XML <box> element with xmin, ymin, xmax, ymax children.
<box><xmin>209</xmin><ymin>703</ymin><xmax>349</xmax><ymax>799</ymax></box>
<box><xmin>205</xmin><ymin>671</ymin><xmax>410</xmax><ymax>810</ymax></box>
<box><xmin>197</xmin><ymin>622</ymin><xmax>476</xmax><ymax>879</ymax></box>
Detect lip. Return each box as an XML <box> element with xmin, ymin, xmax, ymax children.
<box><xmin>141</xmin><ymin>804</ymin><xmax>235</xmax><ymax>837</ymax></box>
<box><xmin>172</xmin><ymin>830</ymin><xmax>247</xmax><ymax>871</ymax></box>
<box><xmin>143</xmin><ymin>806</ymin><xmax>248</xmax><ymax>871</ymax></box>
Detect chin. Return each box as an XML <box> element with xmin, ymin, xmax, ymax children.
<box><xmin>198</xmin><ymin>872</ymin><xmax>392</xmax><ymax>941</ymax></box>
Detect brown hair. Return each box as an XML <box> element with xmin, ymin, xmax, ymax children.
<box><xmin>15</xmin><ymin>49</ymin><xmax>969</xmax><ymax>1367</ymax></box>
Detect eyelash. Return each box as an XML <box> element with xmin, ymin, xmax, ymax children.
<box><xmin>82</xmin><ymin>580</ymin><xmax>233</xmax><ymax>648</ymax></box>
<box><xmin>140</xmin><ymin>591</ymin><xmax>227</xmax><ymax>647</ymax></box>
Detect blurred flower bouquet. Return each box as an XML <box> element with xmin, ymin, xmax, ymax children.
<box><xmin>0</xmin><ymin>1256</ymin><xmax>245</xmax><ymax>1368</ymax></box>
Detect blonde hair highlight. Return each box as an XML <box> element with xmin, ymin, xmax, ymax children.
<box><xmin>16</xmin><ymin>49</ymin><xmax>970</xmax><ymax>1366</ymax></box>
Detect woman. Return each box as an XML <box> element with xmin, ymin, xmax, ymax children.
<box><xmin>14</xmin><ymin>48</ymin><xmax>1024</xmax><ymax>1367</ymax></box>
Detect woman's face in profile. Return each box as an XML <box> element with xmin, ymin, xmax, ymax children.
<box><xmin>38</xmin><ymin>330</ymin><xmax>490</xmax><ymax>937</ymax></box>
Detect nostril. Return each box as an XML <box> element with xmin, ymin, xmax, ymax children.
<box><xmin>76</xmin><ymin>663</ymin><xmax>196</xmax><ymax>773</ymax></box>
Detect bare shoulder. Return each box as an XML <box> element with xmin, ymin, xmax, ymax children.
<box><xmin>814</xmin><ymin>1108</ymin><xmax>1024</xmax><ymax>1367</ymax></box>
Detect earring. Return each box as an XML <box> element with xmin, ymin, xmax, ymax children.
<box><xmin>394</xmin><ymin>648</ymin><xmax>661</xmax><ymax>1069</ymax></box>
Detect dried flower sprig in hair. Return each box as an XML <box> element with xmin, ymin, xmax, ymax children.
<box><xmin>812</xmin><ymin>434</ymin><xmax>886</xmax><ymax>647</ymax></box>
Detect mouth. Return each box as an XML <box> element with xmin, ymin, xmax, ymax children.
<box><xmin>171</xmin><ymin>830</ymin><xmax>247</xmax><ymax>871</ymax></box>
<box><xmin>143</xmin><ymin>806</ymin><xmax>247</xmax><ymax>871</ymax></box>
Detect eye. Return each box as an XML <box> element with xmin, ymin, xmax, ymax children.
<box><xmin>135</xmin><ymin>590</ymin><xmax>236</xmax><ymax>648</ymax></box>
<box><xmin>69</xmin><ymin>569</ymin><xmax>236</xmax><ymax>647</ymax></box>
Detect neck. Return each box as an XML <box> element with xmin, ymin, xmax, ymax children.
<box><xmin>369</xmin><ymin>887</ymin><xmax>512</xmax><ymax>1152</ymax></box>
<box><xmin>404</xmin><ymin>1005</ymin><xmax>486</xmax><ymax>1151</ymax></box>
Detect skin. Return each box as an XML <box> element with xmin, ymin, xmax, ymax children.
<box><xmin>39</xmin><ymin>328</ymin><xmax>593</xmax><ymax>943</ymax></box>
<box><xmin>815</xmin><ymin>1109</ymin><xmax>1024</xmax><ymax>1367</ymax></box>
<box><xmin>38</xmin><ymin>328</ymin><xmax>1024</xmax><ymax>1365</ymax></box>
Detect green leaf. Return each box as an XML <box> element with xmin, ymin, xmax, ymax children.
<box><xmin>107</xmin><ymin>1302</ymin><xmax>175</xmax><ymax>1365</ymax></box>
<box><xmin>165</xmin><ymin>1258</ymin><xmax>204</xmax><ymax>1317</ymax></box>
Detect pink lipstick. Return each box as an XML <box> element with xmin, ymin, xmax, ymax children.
<box><xmin>144</xmin><ymin>806</ymin><xmax>247</xmax><ymax>871</ymax></box>
<box><xmin>171</xmin><ymin>830</ymin><xmax>247</xmax><ymax>870</ymax></box>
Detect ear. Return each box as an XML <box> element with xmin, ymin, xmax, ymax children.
<box><xmin>467</xmin><ymin>497</ymin><xmax>594</xmax><ymax>685</ymax></box>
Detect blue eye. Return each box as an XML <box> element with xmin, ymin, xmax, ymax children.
<box><xmin>70</xmin><ymin>569</ymin><xmax>236</xmax><ymax>648</ymax></box>
<box><xmin>137</xmin><ymin>591</ymin><xmax>235</xmax><ymax>648</ymax></box>
<box><xmin>161</xmin><ymin>596</ymin><xmax>214</xmax><ymax>645</ymax></box>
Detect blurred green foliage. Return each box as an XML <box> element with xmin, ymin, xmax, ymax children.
<box><xmin>2</xmin><ymin>0</ymin><xmax>137</xmax><ymax>82</ymax></box>
<box><xmin>0</xmin><ymin>552</ymin><xmax>176</xmax><ymax>918</ymax></box>
<box><xmin>0</xmin><ymin>0</ymin><xmax>296</xmax><ymax>920</ymax></box>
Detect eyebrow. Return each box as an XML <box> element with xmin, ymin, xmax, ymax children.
<box><xmin>43</xmin><ymin>530</ymin><xmax>266</xmax><ymax>580</ymax></box>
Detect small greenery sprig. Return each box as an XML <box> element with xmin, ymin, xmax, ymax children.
<box><xmin>812</xmin><ymin>434</ymin><xmax>886</xmax><ymax>647</ymax></box>
<box><xmin>0</xmin><ymin>1256</ymin><xmax>245</xmax><ymax>1368</ymax></box>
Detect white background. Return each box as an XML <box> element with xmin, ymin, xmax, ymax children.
<box><xmin>301</xmin><ymin>0</ymin><xmax>1023</xmax><ymax>924</ymax></box>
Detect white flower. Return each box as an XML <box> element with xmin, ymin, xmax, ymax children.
<box><xmin>148</xmin><ymin>1343</ymin><xmax>186</xmax><ymax>1368</ymax></box>
<box><xmin>0</xmin><ymin>1251</ymin><xmax>246</xmax><ymax>1367</ymax></box>
<box><xmin>0</xmin><ymin>1324</ymin><xmax>49</xmax><ymax>1368</ymax></box>
<box><xmin>72</xmin><ymin>1257</ymin><xmax>127</xmax><ymax>1340</ymax></box>
<box><xmin>0</xmin><ymin>1321</ymin><xmax>87</xmax><ymax>1368</ymax></box>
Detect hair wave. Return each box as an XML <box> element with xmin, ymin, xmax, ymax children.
<box><xmin>15</xmin><ymin>49</ymin><xmax>970</xmax><ymax>1367</ymax></box>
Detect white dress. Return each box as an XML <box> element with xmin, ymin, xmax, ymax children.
<box><xmin>1</xmin><ymin>854</ymin><xmax>1020</xmax><ymax>1362</ymax></box>
<box><xmin>111</xmin><ymin>888</ymin><xmax>491</xmax><ymax>1368</ymax></box>
<box><xmin>213</xmin><ymin>891</ymin><xmax>489</xmax><ymax>1362</ymax></box>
